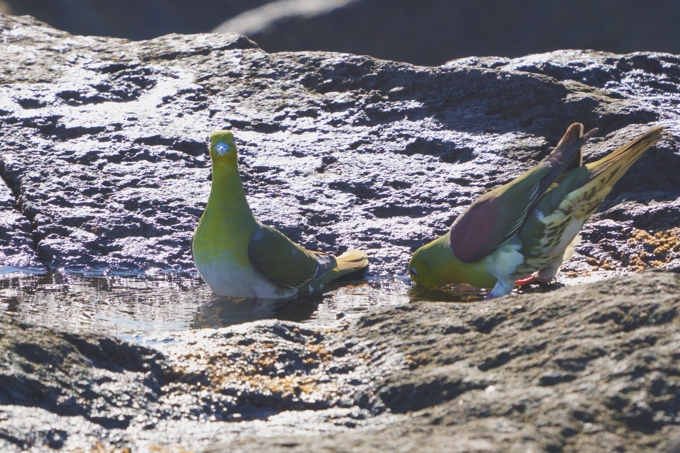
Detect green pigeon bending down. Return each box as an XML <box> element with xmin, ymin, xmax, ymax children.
<box><xmin>193</xmin><ymin>130</ymin><xmax>369</xmax><ymax>299</ymax></box>
<box><xmin>408</xmin><ymin>123</ymin><xmax>664</xmax><ymax>299</ymax></box>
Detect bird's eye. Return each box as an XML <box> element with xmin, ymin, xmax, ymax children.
<box><xmin>215</xmin><ymin>142</ymin><xmax>229</xmax><ymax>156</ymax></box>
<box><xmin>409</xmin><ymin>267</ymin><xmax>418</xmax><ymax>278</ymax></box>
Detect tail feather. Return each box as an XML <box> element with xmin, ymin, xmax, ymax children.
<box><xmin>559</xmin><ymin>123</ymin><xmax>585</xmax><ymax>172</ymax></box>
<box><xmin>334</xmin><ymin>249</ymin><xmax>369</xmax><ymax>276</ymax></box>
<box><xmin>584</xmin><ymin>126</ymin><xmax>664</xmax><ymax>188</ymax></box>
<box><xmin>307</xmin><ymin>249</ymin><xmax>368</xmax><ymax>290</ymax></box>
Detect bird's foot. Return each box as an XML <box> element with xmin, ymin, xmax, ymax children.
<box><xmin>515</xmin><ymin>274</ymin><xmax>555</xmax><ymax>287</ymax></box>
<box><xmin>515</xmin><ymin>275</ymin><xmax>537</xmax><ymax>287</ymax></box>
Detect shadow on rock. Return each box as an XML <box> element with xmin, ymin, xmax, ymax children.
<box><xmin>407</xmin><ymin>283</ymin><xmax>485</xmax><ymax>303</ymax></box>
<box><xmin>193</xmin><ymin>294</ymin><xmax>323</xmax><ymax>328</ymax></box>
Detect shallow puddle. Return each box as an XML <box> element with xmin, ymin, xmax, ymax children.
<box><xmin>0</xmin><ymin>272</ymin><xmax>207</xmax><ymax>337</ymax></box>
<box><xmin>1</xmin><ymin>268</ymin><xmax>583</xmax><ymax>339</ymax></box>
<box><xmin>0</xmin><ymin>271</ymin><xmax>426</xmax><ymax>338</ymax></box>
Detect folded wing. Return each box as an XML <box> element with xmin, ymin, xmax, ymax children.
<box><xmin>248</xmin><ymin>223</ymin><xmax>334</xmax><ymax>288</ymax></box>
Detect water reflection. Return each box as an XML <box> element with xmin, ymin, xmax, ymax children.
<box><xmin>408</xmin><ymin>283</ymin><xmax>487</xmax><ymax>302</ymax></box>
<box><xmin>0</xmin><ymin>272</ymin><xmax>413</xmax><ymax>336</ymax></box>
<box><xmin>192</xmin><ymin>277</ymin><xmax>415</xmax><ymax>328</ymax></box>
<box><xmin>194</xmin><ymin>294</ymin><xmax>323</xmax><ymax>329</ymax></box>
<box><xmin>0</xmin><ymin>271</ymin><xmax>497</xmax><ymax>338</ymax></box>
<box><xmin>0</xmin><ymin>272</ymin><xmax>209</xmax><ymax>336</ymax></box>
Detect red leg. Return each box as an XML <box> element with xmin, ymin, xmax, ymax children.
<box><xmin>516</xmin><ymin>273</ymin><xmax>556</xmax><ymax>287</ymax></box>
<box><xmin>515</xmin><ymin>275</ymin><xmax>537</xmax><ymax>287</ymax></box>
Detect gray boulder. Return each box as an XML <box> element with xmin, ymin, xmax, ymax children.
<box><xmin>1</xmin><ymin>14</ymin><xmax>680</xmax><ymax>452</ymax></box>
<box><xmin>0</xmin><ymin>173</ymin><xmax>38</xmax><ymax>269</ymax></box>
<box><xmin>1</xmin><ymin>270</ymin><xmax>679</xmax><ymax>451</ymax></box>
<box><xmin>1</xmin><ymin>13</ymin><xmax>678</xmax><ymax>279</ymax></box>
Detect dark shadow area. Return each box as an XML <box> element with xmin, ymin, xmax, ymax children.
<box><xmin>408</xmin><ymin>283</ymin><xmax>485</xmax><ymax>303</ymax></box>
<box><xmin>2</xmin><ymin>0</ymin><xmax>272</xmax><ymax>40</ymax></box>
<box><xmin>226</xmin><ymin>0</ymin><xmax>680</xmax><ymax>66</ymax></box>
<box><xmin>193</xmin><ymin>293</ymin><xmax>323</xmax><ymax>329</ymax></box>
<box><xmin>407</xmin><ymin>280</ymin><xmax>568</xmax><ymax>302</ymax></box>
<box><xmin>5</xmin><ymin>0</ymin><xmax>680</xmax><ymax>66</ymax></box>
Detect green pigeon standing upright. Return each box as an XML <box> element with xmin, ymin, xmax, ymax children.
<box><xmin>193</xmin><ymin>130</ymin><xmax>369</xmax><ymax>299</ymax></box>
<box><xmin>408</xmin><ymin>123</ymin><xmax>664</xmax><ymax>299</ymax></box>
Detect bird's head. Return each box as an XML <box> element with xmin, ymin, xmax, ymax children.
<box><xmin>408</xmin><ymin>235</ymin><xmax>468</xmax><ymax>288</ymax></box>
<box><xmin>408</xmin><ymin>246</ymin><xmax>433</xmax><ymax>287</ymax></box>
<box><xmin>209</xmin><ymin>130</ymin><xmax>237</xmax><ymax>165</ymax></box>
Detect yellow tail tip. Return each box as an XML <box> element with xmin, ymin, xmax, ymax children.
<box><xmin>335</xmin><ymin>249</ymin><xmax>369</xmax><ymax>275</ymax></box>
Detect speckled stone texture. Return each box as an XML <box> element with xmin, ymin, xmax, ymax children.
<box><xmin>1</xmin><ymin>13</ymin><xmax>680</xmax><ymax>453</ymax></box>
<box><xmin>1</xmin><ymin>14</ymin><xmax>679</xmax><ymax>279</ymax></box>
<box><xmin>0</xmin><ymin>171</ymin><xmax>38</xmax><ymax>269</ymax></box>
<box><xmin>1</xmin><ymin>272</ymin><xmax>679</xmax><ymax>452</ymax></box>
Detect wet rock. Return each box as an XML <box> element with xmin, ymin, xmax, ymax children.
<box><xmin>204</xmin><ymin>271</ymin><xmax>680</xmax><ymax>453</ymax></box>
<box><xmin>0</xmin><ymin>16</ymin><xmax>679</xmax><ymax>451</ymax></box>
<box><xmin>1</xmin><ymin>271</ymin><xmax>679</xmax><ymax>451</ymax></box>
<box><xmin>0</xmin><ymin>321</ymin><xmax>167</xmax><ymax>450</ymax></box>
<box><xmin>0</xmin><ymin>312</ymin><xmax>395</xmax><ymax>451</ymax></box>
<box><xmin>1</xmin><ymin>14</ymin><xmax>679</xmax><ymax>279</ymax></box>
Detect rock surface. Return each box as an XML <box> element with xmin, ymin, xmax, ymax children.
<box><xmin>0</xmin><ymin>171</ymin><xmax>38</xmax><ymax>269</ymax></box>
<box><xmin>2</xmin><ymin>271</ymin><xmax>680</xmax><ymax>452</ymax></box>
<box><xmin>1</xmin><ymin>13</ymin><xmax>679</xmax><ymax>279</ymax></box>
<box><xmin>1</xmin><ymin>13</ymin><xmax>680</xmax><ymax>453</ymax></box>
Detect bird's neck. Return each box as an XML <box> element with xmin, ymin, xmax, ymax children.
<box><xmin>193</xmin><ymin>158</ymin><xmax>257</xmax><ymax>264</ymax></box>
<box><xmin>205</xmin><ymin>160</ymin><xmax>255</xmax><ymax>223</ymax></box>
<box><xmin>424</xmin><ymin>234</ymin><xmax>468</xmax><ymax>284</ymax></box>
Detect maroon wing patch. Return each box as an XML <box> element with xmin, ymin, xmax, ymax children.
<box><xmin>450</xmin><ymin>195</ymin><xmax>501</xmax><ymax>263</ymax></box>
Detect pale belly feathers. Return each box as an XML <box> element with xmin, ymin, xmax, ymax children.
<box><xmin>194</xmin><ymin>252</ymin><xmax>297</xmax><ymax>299</ymax></box>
